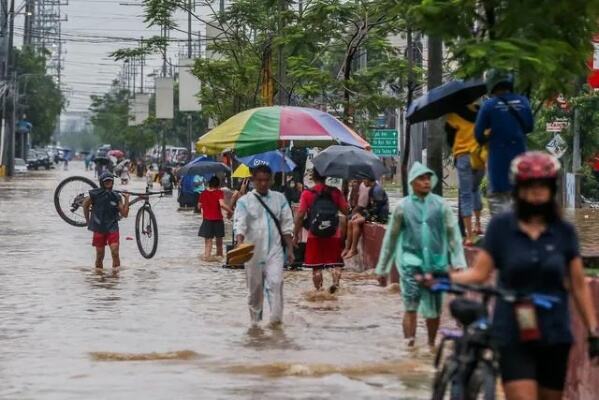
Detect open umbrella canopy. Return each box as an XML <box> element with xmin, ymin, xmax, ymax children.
<box><xmin>406</xmin><ymin>79</ymin><xmax>486</xmax><ymax>124</ymax></box>
<box><xmin>176</xmin><ymin>161</ymin><xmax>230</xmax><ymax>177</ymax></box>
<box><xmin>107</xmin><ymin>149</ymin><xmax>125</xmax><ymax>159</ymax></box>
<box><xmin>312</xmin><ymin>145</ymin><xmax>388</xmax><ymax>180</ymax></box>
<box><xmin>196</xmin><ymin>106</ymin><xmax>370</xmax><ymax>156</ymax></box>
<box><xmin>232</xmin><ymin>165</ymin><xmax>251</xmax><ymax>178</ymax></box>
<box><xmin>237</xmin><ymin>150</ymin><xmax>296</xmax><ymax>173</ymax></box>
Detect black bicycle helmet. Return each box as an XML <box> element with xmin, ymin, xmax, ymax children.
<box><xmin>99</xmin><ymin>171</ymin><xmax>115</xmax><ymax>185</ymax></box>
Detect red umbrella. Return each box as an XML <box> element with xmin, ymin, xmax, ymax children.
<box><xmin>107</xmin><ymin>150</ymin><xmax>125</xmax><ymax>159</ymax></box>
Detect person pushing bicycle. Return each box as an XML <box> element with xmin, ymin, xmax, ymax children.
<box><xmin>83</xmin><ymin>172</ymin><xmax>130</xmax><ymax>269</ymax></box>
<box><xmin>443</xmin><ymin>152</ymin><xmax>599</xmax><ymax>400</ymax></box>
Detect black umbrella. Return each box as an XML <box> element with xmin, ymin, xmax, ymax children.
<box><xmin>177</xmin><ymin>161</ymin><xmax>231</xmax><ymax>177</ymax></box>
<box><xmin>312</xmin><ymin>145</ymin><xmax>388</xmax><ymax>180</ymax></box>
<box><xmin>406</xmin><ymin>79</ymin><xmax>486</xmax><ymax>124</ymax></box>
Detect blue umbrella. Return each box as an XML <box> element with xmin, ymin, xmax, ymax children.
<box><xmin>237</xmin><ymin>150</ymin><xmax>296</xmax><ymax>173</ymax></box>
<box><xmin>406</xmin><ymin>79</ymin><xmax>486</xmax><ymax>124</ymax></box>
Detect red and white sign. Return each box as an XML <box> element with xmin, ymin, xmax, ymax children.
<box><xmin>588</xmin><ymin>34</ymin><xmax>599</xmax><ymax>89</ymax></box>
<box><xmin>546</xmin><ymin>120</ymin><xmax>569</xmax><ymax>132</ymax></box>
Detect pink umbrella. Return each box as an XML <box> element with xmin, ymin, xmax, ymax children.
<box><xmin>107</xmin><ymin>149</ymin><xmax>125</xmax><ymax>159</ymax></box>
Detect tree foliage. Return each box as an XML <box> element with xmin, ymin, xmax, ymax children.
<box><xmin>411</xmin><ymin>0</ymin><xmax>599</xmax><ymax>100</ymax></box>
<box><xmin>14</xmin><ymin>47</ymin><xmax>65</xmax><ymax>145</ymax></box>
<box><xmin>89</xmin><ymin>82</ymin><xmax>206</xmax><ymax>156</ymax></box>
<box><xmin>127</xmin><ymin>0</ymin><xmax>413</xmax><ymax>131</ymax></box>
<box><xmin>527</xmin><ymin>88</ymin><xmax>599</xmax><ymax>199</ymax></box>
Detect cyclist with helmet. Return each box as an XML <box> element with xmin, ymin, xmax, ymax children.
<box><xmin>83</xmin><ymin>172</ymin><xmax>130</xmax><ymax>269</ymax></box>
<box><xmin>445</xmin><ymin>152</ymin><xmax>599</xmax><ymax>400</ymax></box>
<box><xmin>475</xmin><ymin>70</ymin><xmax>534</xmax><ymax>215</ymax></box>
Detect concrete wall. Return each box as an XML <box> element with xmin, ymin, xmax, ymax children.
<box><xmin>360</xmin><ymin>222</ymin><xmax>599</xmax><ymax>400</ymax></box>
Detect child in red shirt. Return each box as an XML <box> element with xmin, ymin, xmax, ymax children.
<box><xmin>198</xmin><ymin>176</ymin><xmax>233</xmax><ymax>261</ymax></box>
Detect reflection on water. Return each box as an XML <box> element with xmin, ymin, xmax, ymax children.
<box><xmin>223</xmin><ymin>359</ymin><xmax>433</xmax><ymax>378</ymax></box>
<box><xmin>0</xmin><ymin>162</ymin><xmax>432</xmax><ymax>400</ymax></box>
<box><xmin>90</xmin><ymin>350</ymin><xmax>200</xmax><ymax>362</ymax></box>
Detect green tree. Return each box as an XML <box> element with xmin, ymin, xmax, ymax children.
<box><xmin>14</xmin><ymin>47</ymin><xmax>65</xmax><ymax>145</ymax></box>
<box><xmin>89</xmin><ymin>82</ymin><xmax>206</xmax><ymax>156</ymax></box>
<box><xmin>528</xmin><ymin>89</ymin><xmax>599</xmax><ymax>200</ymax></box>
<box><xmin>411</xmin><ymin>0</ymin><xmax>599</xmax><ymax>99</ymax></box>
<box><xmin>89</xmin><ymin>84</ymin><xmax>156</xmax><ymax>156</ymax></box>
<box><xmin>124</xmin><ymin>0</ymin><xmax>412</xmax><ymax>132</ymax></box>
<box><xmin>286</xmin><ymin>0</ymin><xmax>410</xmax><ymax>127</ymax></box>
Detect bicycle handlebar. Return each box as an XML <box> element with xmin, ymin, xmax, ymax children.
<box><xmin>430</xmin><ymin>279</ymin><xmax>560</xmax><ymax>310</ymax></box>
<box><xmin>114</xmin><ymin>190</ymin><xmax>172</xmax><ymax>196</ymax></box>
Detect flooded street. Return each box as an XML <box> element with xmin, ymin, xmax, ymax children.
<box><xmin>0</xmin><ymin>162</ymin><xmax>434</xmax><ymax>400</ymax></box>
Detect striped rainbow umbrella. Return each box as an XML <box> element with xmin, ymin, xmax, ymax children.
<box><xmin>196</xmin><ymin>106</ymin><xmax>370</xmax><ymax>156</ymax></box>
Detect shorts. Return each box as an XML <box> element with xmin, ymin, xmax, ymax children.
<box><xmin>304</xmin><ymin>234</ymin><xmax>344</xmax><ymax>269</ymax></box>
<box><xmin>400</xmin><ymin>272</ymin><xmax>443</xmax><ymax>319</ymax></box>
<box><xmin>92</xmin><ymin>231</ymin><xmax>120</xmax><ymax>247</ymax></box>
<box><xmin>198</xmin><ymin>219</ymin><xmax>225</xmax><ymax>239</ymax></box>
<box><xmin>498</xmin><ymin>342</ymin><xmax>572</xmax><ymax>391</ymax></box>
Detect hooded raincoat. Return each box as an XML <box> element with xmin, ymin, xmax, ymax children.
<box><xmin>375</xmin><ymin>162</ymin><xmax>466</xmax><ymax>318</ymax></box>
<box><xmin>234</xmin><ymin>189</ymin><xmax>294</xmax><ymax>324</ymax></box>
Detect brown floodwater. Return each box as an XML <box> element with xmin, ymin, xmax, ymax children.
<box><xmin>0</xmin><ymin>162</ymin><xmax>435</xmax><ymax>400</ymax></box>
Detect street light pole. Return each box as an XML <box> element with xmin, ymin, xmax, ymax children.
<box><xmin>188</xmin><ymin>0</ymin><xmax>193</xmax><ymax>59</ymax></box>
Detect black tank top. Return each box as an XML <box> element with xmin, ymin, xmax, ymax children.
<box><xmin>88</xmin><ymin>188</ymin><xmax>121</xmax><ymax>233</ymax></box>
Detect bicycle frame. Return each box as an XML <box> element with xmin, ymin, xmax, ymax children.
<box><xmin>430</xmin><ymin>280</ymin><xmax>560</xmax><ymax>400</ymax></box>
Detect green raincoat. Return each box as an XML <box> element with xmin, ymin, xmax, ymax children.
<box><xmin>375</xmin><ymin>162</ymin><xmax>466</xmax><ymax>318</ymax></box>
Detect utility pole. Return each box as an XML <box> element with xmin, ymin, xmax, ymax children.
<box><xmin>187</xmin><ymin>0</ymin><xmax>193</xmax><ymax>154</ymax></box>
<box><xmin>426</xmin><ymin>35</ymin><xmax>443</xmax><ymax>196</ymax></box>
<box><xmin>400</xmin><ymin>29</ymin><xmax>413</xmax><ymax>196</ymax></box>
<box><xmin>572</xmin><ymin>107</ymin><xmax>582</xmax><ymax>208</ymax></box>
<box><xmin>409</xmin><ymin>33</ymin><xmax>424</xmax><ymax>165</ymax></box>
<box><xmin>276</xmin><ymin>0</ymin><xmax>287</xmax><ymax>105</ymax></box>
<box><xmin>2</xmin><ymin>0</ymin><xmax>16</xmax><ymax>176</ymax></box>
<box><xmin>140</xmin><ymin>37</ymin><xmax>144</xmax><ymax>93</ymax></box>
<box><xmin>23</xmin><ymin>0</ymin><xmax>34</xmax><ymax>46</ymax></box>
<box><xmin>187</xmin><ymin>0</ymin><xmax>192</xmax><ymax>59</ymax></box>
<box><xmin>132</xmin><ymin>57</ymin><xmax>136</xmax><ymax>94</ymax></box>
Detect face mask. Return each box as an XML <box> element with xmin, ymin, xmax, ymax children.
<box><xmin>515</xmin><ymin>199</ymin><xmax>558</xmax><ymax>222</ymax></box>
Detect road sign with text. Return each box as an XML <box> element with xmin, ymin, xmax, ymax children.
<box><xmin>370</xmin><ymin>129</ymin><xmax>398</xmax><ymax>156</ymax></box>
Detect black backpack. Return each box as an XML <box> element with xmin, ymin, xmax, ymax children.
<box><xmin>305</xmin><ymin>187</ymin><xmax>339</xmax><ymax>237</ymax></box>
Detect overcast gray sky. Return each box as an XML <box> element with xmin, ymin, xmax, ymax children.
<box><xmin>60</xmin><ymin>0</ymin><xmax>204</xmax><ymax>114</ymax></box>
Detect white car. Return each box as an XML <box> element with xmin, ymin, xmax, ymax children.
<box><xmin>14</xmin><ymin>158</ymin><xmax>27</xmax><ymax>174</ymax></box>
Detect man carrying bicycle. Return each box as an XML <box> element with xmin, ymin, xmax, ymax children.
<box><xmin>83</xmin><ymin>172</ymin><xmax>130</xmax><ymax>269</ymax></box>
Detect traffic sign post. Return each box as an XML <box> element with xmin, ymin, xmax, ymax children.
<box><xmin>370</xmin><ymin>129</ymin><xmax>398</xmax><ymax>157</ymax></box>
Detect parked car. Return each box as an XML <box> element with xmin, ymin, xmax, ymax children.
<box><xmin>14</xmin><ymin>158</ymin><xmax>27</xmax><ymax>174</ymax></box>
<box><xmin>26</xmin><ymin>150</ymin><xmax>40</xmax><ymax>170</ymax></box>
<box><xmin>34</xmin><ymin>149</ymin><xmax>52</xmax><ymax>170</ymax></box>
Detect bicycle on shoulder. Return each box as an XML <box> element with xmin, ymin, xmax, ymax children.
<box><xmin>426</xmin><ymin>277</ymin><xmax>559</xmax><ymax>400</ymax></box>
<box><xmin>54</xmin><ymin>175</ymin><xmax>171</xmax><ymax>259</ymax></box>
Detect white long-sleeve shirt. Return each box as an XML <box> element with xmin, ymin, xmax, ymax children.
<box><xmin>233</xmin><ymin>189</ymin><xmax>293</xmax><ymax>264</ymax></box>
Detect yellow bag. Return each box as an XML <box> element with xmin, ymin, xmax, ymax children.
<box><xmin>470</xmin><ymin>144</ymin><xmax>488</xmax><ymax>170</ymax></box>
<box><xmin>470</xmin><ymin>128</ymin><xmax>490</xmax><ymax>170</ymax></box>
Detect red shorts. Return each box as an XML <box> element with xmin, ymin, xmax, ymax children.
<box><xmin>304</xmin><ymin>232</ymin><xmax>344</xmax><ymax>268</ymax></box>
<box><xmin>92</xmin><ymin>231</ymin><xmax>120</xmax><ymax>247</ymax></box>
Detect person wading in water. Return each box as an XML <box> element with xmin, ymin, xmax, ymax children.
<box><xmin>83</xmin><ymin>172</ymin><xmax>130</xmax><ymax>270</ymax></box>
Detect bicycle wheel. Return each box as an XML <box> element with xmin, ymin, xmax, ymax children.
<box><xmin>432</xmin><ymin>359</ymin><xmax>459</xmax><ymax>400</ymax></box>
<box><xmin>135</xmin><ymin>205</ymin><xmax>158</xmax><ymax>259</ymax></box>
<box><xmin>54</xmin><ymin>176</ymin><xmax>98</xmax><ymax>227</ymax></box>
<box><xmin>466</xmin><ymin>362</ymin><xmax>497</xmax><ymax>400</ymax></box>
